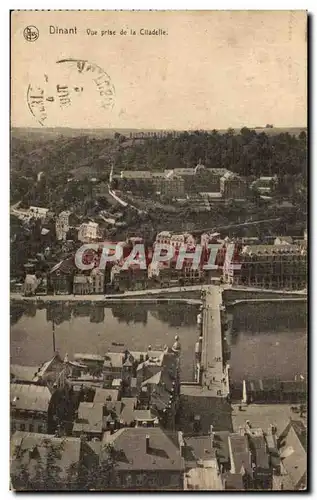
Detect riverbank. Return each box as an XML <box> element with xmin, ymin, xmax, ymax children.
<box><xmin>10</xmin><ymin>292</ymin><xmax>202</xmax><ymax>306</ymax></box>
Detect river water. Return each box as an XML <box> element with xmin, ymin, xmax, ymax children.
<box><xmin>10</xmin><ymin>301</ymin><xmax>307</xmax><ymax>383</ymax></box>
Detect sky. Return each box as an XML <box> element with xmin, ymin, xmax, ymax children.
<box><xmin>11</xmin><ymin>10</ymin><xmax>307</xmax><ymax>130</ymax></box>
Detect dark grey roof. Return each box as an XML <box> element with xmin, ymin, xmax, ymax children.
<box><xmin>101</xmin><ymin>428</ymin><xmax>184</xmax><ymax>472</ymax></box>
<box><xmin>184</xmin><ymin>435</ymin><xmax>216</xmax><ymax>464</ymax></box>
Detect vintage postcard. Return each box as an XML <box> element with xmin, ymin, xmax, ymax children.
<box><xmin>10</xmin><ymin>10</ymin><xmax>307</xmax><ymax>491</ymax></box>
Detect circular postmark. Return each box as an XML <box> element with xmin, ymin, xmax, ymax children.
<box><xmin>27</xmin><ymin>59</ymin><xmax>116</xmax><ymax>126</ymax></box>
<box><xmin>23</xmin><ymin>26</ymin><xmax>39</xmax><ymax>42</ymax></box>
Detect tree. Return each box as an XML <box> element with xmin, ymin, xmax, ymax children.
<box><xmin>78</xmin><ymin>443</ymin><xmax>117</xmax><ymax>491</ymax></box>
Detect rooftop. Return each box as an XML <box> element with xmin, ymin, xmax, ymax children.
<box><xmin>11</xmin><ymin>365</ymin><xmax>38</xmax><ymax>383</ymax></box>
<box><xmin>228</xmin><ymin>434</ymin><xmax>251</xmax><ymax>474</ymax></box>
<box><xmin>50</xmin><ymin>257</ymin><xmax>75</xmax><ymax>275</ymax></box>
<box><xmin>185</xmin><ymin>462</ymin><xmax>223</xmax><ymax>490</ymax></box>
<box><xmin>184</xmin><ymin>435</ymin><xmax>215</xmax><ymax>464</ymax></box>
<box><xmin>10</xmin><ymin>384</ymin><xmax>52</xmax><ymax>413</ymax></box>
<box><xmin>93</xmin><ymin>388</ymin><xmax>119</xmax><ymax>403</ymax></box>
<box><xmin>241</xmin><ymin>244</ymin><xmax>302</xmax><ymax>256</ymax></box>
<box><xmin>120</xmin><ymin>398</ymin><xmax>138</xmax><ymax>426</ymax></box>
<box><xmin>33</xmin><ymin>353</ymin><xmax>63</xmax><ymax>382</ymax></box>
<box><xmin>101</xmin><ymin>427</ymin><xmax>184</xmax><ymax>471</ymax></box>
<box><xmin>73</xmin><ymin>402</ymin><xmax>104</xmax><ymax>435</ymax></box>
<box><xmin>279</xmin><ymin>420</ymin><xmax>307</xmax><ymax>489</ymax></box>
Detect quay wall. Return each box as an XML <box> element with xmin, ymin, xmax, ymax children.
<box><xmin>230</xmin><ymin>300</ymin><xmax>307</xmax><ymax>333</ymax></box>
<box><xmin>222</xmin><ymin>287</ymin><xmax>306</xmax><ymax>304</ymax></box>
<box><xmin>10</xmin><ymin>296</ymin><xmax>201</xmax><ymax>307</ymax></box>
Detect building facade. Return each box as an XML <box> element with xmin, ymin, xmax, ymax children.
<box><xmin>78</xmin><ymin>222</ymin><xmax>99</xmax><ymax>243</ymax></box>
<box><xmin>225</xmin><ymin>244</ymin><xmax>307</xmax><ymax>290</ymax></box>
<box><xmin>10</xmin><ymin>384</ymin><xmax>53</xmax><ymax>434</ymax></box>
<box><xmin>220</xmin><ymin>172</ymin><xmax>247</xmax><ymax>200</ymax></box>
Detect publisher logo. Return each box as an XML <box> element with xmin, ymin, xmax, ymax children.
<box><xmin>23</xmin><ymin>26</ymin><xmax>39</xmax><ymax>42</ymax></box>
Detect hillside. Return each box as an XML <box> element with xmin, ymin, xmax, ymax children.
<box><xmin>10</xmin><ymin>127</ymin><xmax>307</xmax><ymax>215</ymax></box>
<box><xmin>11</xmin><ymin>126</ymin><xmax>307</xmax><ymax>141</ymax></box>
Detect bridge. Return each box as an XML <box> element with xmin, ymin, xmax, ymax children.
<box><xmin>181</xmin><ymin>285</ymin><xmax>230</xmax><ymax>401</ymax></box>
<box><xmin>200</xmin><ymin>286</ymin><xmax>229</xmax><ymax>397</ymax></box>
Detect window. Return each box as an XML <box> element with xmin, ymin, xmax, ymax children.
<box><xmin>38</xmin><ymin>424</ymin><xmax>43</xmax><ymax>433</ymax></box>
<box><xmin>20</xmin><ymin>423</ymin><xmax>26</xmax><ymax>431</ymax></box>
<box><xmin>29</xmin><ymin>423</ymin><xmax>34</xmax><ymax>432</ymax></box>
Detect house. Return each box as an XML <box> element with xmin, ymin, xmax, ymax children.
<box><xmin>23</xmin><ymin>274</ymin><xmax>39</xmax><ymax>296</ymax></box>
<box><xmin>220</xmin><ymin>172</ymin><xmax>247</xmax><ymax>200</ymax></box>
<box><xmin>55</xmin><ymin>211</ymin><xmax>78</xmax><ymax>241</ymax></box>
<box><xmin>10</xmin><ymin>431</ymin><xmax>81</xmax><ymax>491</ymax></box>
<box><xmin>248</xmin><ymin>433</ymin><xmax>272</xmax><ymax>489</ymax></box>
<box><xmin>11</xmin><ymin>354</ymin><xmax>67</xmax><ymax>389</ymax></box>
<box><xmin>138</xmin><ymin>348</ymin><xmax>181</xmax><ymax>428</ymax></box>
<box><xmin>184</xmin><ymin>458</ymin><xmax>224</xmax><ymax>490</ymax></box>
<box><xmin>102</xmin><ymin>351</ymin><xmax>135</xmax><ymax>390</ymax></box>
<box><xmin>243</xmin><ymin>379</ymin><xmax>307</xmax><ymax>404</ymax></box>
<box><xmin>183</xmin><ymin>425</ymin><xmax>273</xmax><ymax>491</ymax></box>
<box><xmin>278</xmin><ymin>420</ymin><xmax>307</xmax><ymax>490</ymax></box>
<box><xmin>101</xmin><ymin>427</ymin><xmax>184</xmax><ymax>490</ymax></box>
<box><xmin>227</xmin><ymin>244</ymin><xmax>307</xmax><ymax>290</ymax></box>
<box><xmin>90</xmin><ymin>268</ymin><xmax>105</xmax><ymax>294</ymax></box>
<box><xmin>102</xmin><ymin>401</ymin><xmax>125</xmax><ymax>431</ymax></box>
<box><xmin>49</xmin><ymin>258</ymin><xmax>75</xmax><ymax>295</ymax></box>
<box><xmin>78</xmin><ymin>222</ymin><xmax>99</xmax><ymax>243</ymax></box>
<box><xmin>182</xmin><ymin>433</ymin><xmax>224</xmax><ymax>491</ymax></box>
<box><xmin>32</xmin><ymin>353</ymin><xmax>66</xmax><ymax>387</ymax></box>
<box><xmin>73</xmin><ymin>275</ymin><xmax>93</xmax><ymax>295</ymax></box>
<box><xmin>10</xmin><ymin>384</ymin><xmax>53</xmax><ymax>434</ymax></box>
<box><xmin>72</xmin><ymin>402</ymin><xmax>104</xmax><ymax>440</ymax></box>
<box><xmin>228</xmin><ymin>433</ymin><xmax>252</xmax><ymax>487</ymax></box>
<box><xmin>111</xmin><ymin>268</ymin><xmax>148</xmax><ymax>292</ymax></box>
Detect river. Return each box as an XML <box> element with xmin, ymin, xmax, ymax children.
<box><xmin>10</xmin><ymin>301</ymin><xmax>307</xmax><ymax>383</ymax></box>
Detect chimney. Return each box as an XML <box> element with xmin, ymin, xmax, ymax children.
<box><xmin>145</xmin><ymin>434</ymin><xmax>150</xmax><ymax>454</ymax></box>
<box><xmin>210</xmin><ymin>425</ymin><xmax>214</xmax><ymax>447</ymax></box>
